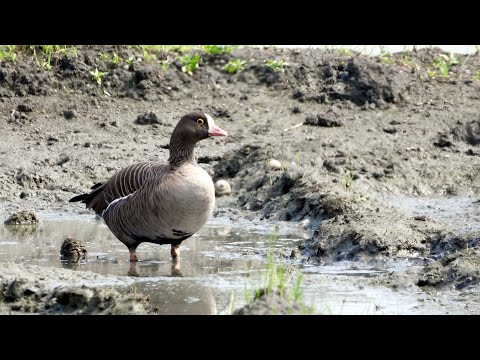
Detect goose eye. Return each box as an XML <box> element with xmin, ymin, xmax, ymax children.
<box><xmin>197</xmin><ymin>119</ymin><xmax>204</xmax><ymax>125</ymax></box>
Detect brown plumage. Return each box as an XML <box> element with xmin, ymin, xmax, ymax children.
<box><xmin>70</xmin><ymin>111</ymin><xmax>228</xmax><ymax>262</ymax></box>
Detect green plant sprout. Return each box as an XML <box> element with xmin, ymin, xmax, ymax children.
<box><xmin>432</xmin><ymin>53</ymin><xmax>458</xmax><ymax>78</ymax></box>
<box><xmin>202</xmin><ymin>45</ymin><xmax>233</xmax><ymax>55</ymax></box>
<box><xmin>339</xmin><ymin>47</ymin><xmax>352</xmax><ymax>56</ymax></box>
<box><xmin>90</xmin><ymin>68</ymin><xmax>108</xmax><ymax>86</ymax></box>
<box><xmin>181</xmin><ymin>54</ymin><xmax>201</xmax><ymax>75</ymax></box>
<box><xmin>265</xmin><ymin>59</ymin><xmax>285</xmax><ymax>72</ymax></box>
<box><xmin>223</xmin><ymin>59</ymin><xmax>246</xmax><ymax>74</ymax></box>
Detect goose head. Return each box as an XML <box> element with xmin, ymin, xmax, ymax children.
<box><xmin>169</xmin><ymin>111</ymin><xmax>227</xmax><ymax>165</ymax></box>
<box><xmin>172</xmin><ymin>111</ymin><xmax>228</xmax><ymax>143</ymax></box>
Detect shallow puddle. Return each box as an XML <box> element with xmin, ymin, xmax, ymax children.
<box><xmin>0</xmin><ymin>211</ymin><xmax>466</xmax><ymax>314</ymax></box>
<box><xmin>387</xmin><ymin>195</ymin><xmax>480</xmax><ymax>233</ymax></box>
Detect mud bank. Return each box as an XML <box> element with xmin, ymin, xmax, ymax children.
<box><xmin>1</xmin><ymin>45</ymin><xmax>480</xmax><ymax>312</ymax></box>
<box><xmin>0</xmin><ymin>263</ymin><xmax>153</xmax><ymax>314</ymax></box>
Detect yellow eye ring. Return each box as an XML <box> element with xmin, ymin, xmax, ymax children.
<box><xmin>197</xmin><ymin>119</ymin><xmax>204</xmax><ymax>125</ymax></box>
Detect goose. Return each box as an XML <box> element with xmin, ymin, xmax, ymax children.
<box><xmin>69</xmin><ymin>111</ymin><xmax>227</xmax><ymax>262</ymax></box>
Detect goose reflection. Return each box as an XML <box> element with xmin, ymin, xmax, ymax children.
<box><xmin>128</xmin><ymin>258</ymin><xmax>182</xmax><ymax>277</ymax></box>
<box><xmin>126</xmin><ymin>258</ymin><xmax>217</xmax><ymax>315</ymax></box>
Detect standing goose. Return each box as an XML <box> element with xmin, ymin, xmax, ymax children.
<box><xmin>69</xmin><ymin>111</ymin><xmax>228</xmax><ymax>262</ymax></box>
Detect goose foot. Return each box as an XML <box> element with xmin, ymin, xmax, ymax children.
<box><xmin>171</xmin><ymin>243</ymin><xmax>181</xmax><ymax>258</ymax></box>
<box><xmin>128</xmin><ymin>262</ymin><xmax>139</xmax><ymax>277</ymax></box>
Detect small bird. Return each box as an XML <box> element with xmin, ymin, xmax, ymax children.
<box><xmin>69</xmin><ymin>111</ymin><xmax>227</xmax><ymax>262</ymax></box>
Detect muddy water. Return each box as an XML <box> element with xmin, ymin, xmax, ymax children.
<box><xmin>386</xmin><ymin>195</ymin><xmax>480</xmax><ymax>233</ymax></box>
<box><xmin>0</xmin><ymin>210</ymin><xmax>467</xmax><ymax>314</ymax></box>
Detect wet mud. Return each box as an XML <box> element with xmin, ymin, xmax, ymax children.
<box><xmin>1</xmin><ymin>46</ymin><xmax>480</xmax><ymax>314</ymax></box>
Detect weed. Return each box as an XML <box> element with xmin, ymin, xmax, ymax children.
<box><xmin>124</xmin><ymin>55</ymin><xmax>135</xmax><ymax>70</ymax></box>
<box><xmin>432</xmin><ymin>53</ymin><xmax>458</xmax><ymax>78</ymax></box>
<box><xmin>341</xmin><ymin>172</ymin><xmax>355</xmax><ymax>191</ymax></box>
<box><xmin>202</xmin><ymin>45</ymin><xmax>233</xmax><ymax>56</ymax></box>
<box><xmin>0</xmin><ymin>46</ymin><xmax>17</xmax><ymax>62</ymax></box>
<box><xmin>339</xmin><ymin>47</ymin><xmax>352</xmax><ymax>57</ymax></box>
<box><xmin>159</xmin><ymin>45</ymin><xmax>196</xmax><ymax>54</ymax></box>
<box><xmin>100</xmin><ymin>52</ymin><xmax>123</xmax><ymax>66</ymax></box>
<box><xmin>111</xmin><ymin>53</ymin><xmax>123</xmax><ymax>65</ymax></box>
<box><xmin>181</xmin><ymin>54</ymin><xmax>201</xmax><ymax>75</ymax></box>
<box><xmin>100</xmin><ymin>52</ymin><xmax>110</xmax><ymax>62</ymax></box>
<box><xmin>378</xmin><ymin>48</ymin><xmax>395</xmax><ymax>64</ymax></box>
<box><xmin>473</xmin><ymin>71</ymin><xmax>480</xmax><ymax>81</ymax></box>
<box><xmin>140</xmin><ymin>45</ymin><xmax>157</xmax><ymax>63</ymax></box>
<box><xmin>265</xmin><ymin>59</ymin><xmax>285</xmax><ymax>72</ymax></box>
<box><xmin>223</xmin><ymin>59</ymin><xmax>246</xmax><ymax>74</ymax></box>
<box><xmin>426</xmin><ymin>69</ymin><xmax>437</xmax><ymax>79</ymax></box>
<box><xmin>139</xmin><ymin>45</ymin><xmax>197</xmax><ymax>61</ymax></box>
<box><xmin>292</xmin><ymin>271</ymin><xmax>303</xmax><ymax>302</ymax></box>
<box><xmin>160</xmin><ymin>59</ymin><xmax>170</xmax><ymax>71</ymax></box>
<box><xmin>265</xmin><ymin>225</ymin><xmax>283</xmax><ymax>296</ymax></box>
<box><xmin>90</xmin><ymin>68</ymin><xmax>108</xmax><ymax>86</ymax></box>
<box><xmin>26</xmin><ymin>45</ymin><xmax>77</xmax><ymax>71</ymax></box>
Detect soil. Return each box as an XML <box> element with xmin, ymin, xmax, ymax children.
<box><xmin>1</xmin><ymin>45</ymin><xmax>480</xmax><ymax>314</ymax></box>
<box><xmin>233</xmin><ymin>289</ymin><xmax>303</xmax><ymax>315</ymax></box>
<box><xmin>0</xmin><ymin>263</ymin><xmax>154</xmax><ymax>314</ymax></box>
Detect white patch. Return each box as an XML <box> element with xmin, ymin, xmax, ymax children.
<box><xmin>102</xmin><ymin>193</ymin><xmax>134</xmax><ymax>218</ymax></box>
<box><xmin>205</xmin><ymin>113</ymin><xmax>215</xmax><ymax>133</ymax></box>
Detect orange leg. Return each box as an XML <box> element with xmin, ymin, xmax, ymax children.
<box><xmin>171</xmin><ymin>243</ymin><xmax>181</xmax><ymax>258</ymax></box>
<box><xmin>129</xmin><ymin>249</ymin><xmax>138</xmax><ymax>262</ymax></box>
<box><xmin>171</xmin><ymin>258</ymin><xmax>182</xmax><ymax>277</ymax></box>
<box><xmin>128</xmin><ymin>262</ymin><xmax>139</xmax><ymax>277</ymax></box>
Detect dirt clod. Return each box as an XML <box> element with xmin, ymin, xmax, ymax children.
<box><xmin>4</xmin><ymin>210</ymin><xmax>39</xmax><ymax>225</ymax></box>
<box><xmin>60</xmin><ymin>236</ymin><xmax>87</xmax><ymax>261</ymax></box>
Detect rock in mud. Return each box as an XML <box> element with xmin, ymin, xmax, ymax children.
<box><xmin>63</xmin><ymin>110</ymin><xmax>76</xmax><ymax>119</ymax></box>
<box><xmin>304</xmin><ymin>114</ymin><xmax>343</xmax><ymax>127</ymax></box>
<box><xmin>134</xmin><ymin>112</ymin><xmax>160</xmax><ymax>125</ymax></box>
<box><xmin>4</xmin><ymin>210</ymin><xmax>39</xmax><ymax>225</ymax></box>
<box><xmin>233</xmin><ymin>289</ymin><xmax>303</xmax><ymax>315</ymax></box>
<box><xmin>434</xmin><ymin>133</ymin><xmax>453</xmax><ymax>148</ymax></box>
<box><xmin>465</xmin><ymin>119</ymin><xmax>480</xmax><ymax>145</ymax></box>
<box><xmin>267</xmin><ymin>159</ymin><xmax>282</xmax><ymax>171</ymax></box>
<box><xmin>17</xmin><ymin>104</ymin><xmax>34</xmax><ymax>113</ymax></box>
<box><xmin>215</xmin><ymin>180</ymin><xmax>232</xmax><ymax>196</ymax></box>
<box><xmin>60</xmin><ymin>236</ymin><xmax>87</xmax><ymax>261</ymax></box>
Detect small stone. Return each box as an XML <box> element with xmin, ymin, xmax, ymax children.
<box><xmin>383</xmin><ymin>127</ymin><xmax>397</xmax><ymax>134</ymax></box>
<box><xmin>63</xmin><ymin>110</ymin><xmax>76</xmax><ymax>120</ymax></box>
<box><xmin>56</xmin><ymin>155</ymin><xmax>71</xmax><ymax>166</ymax></box>
<box><xmin>300</xmin><ymin>218</ymin><xmax>311</xmax><ymax>229</ymax></box>
<box><xmin>215</xmin><ymin>180</ymin><xmax>232</xmax><ymax>196</ymax></box>
<box><xmin>413</xmin><ymin>215</ymin><xmax>427</xmax><ymax>221</ymax></box>
<box><xmin>267</xmin><ymin>159</ymin><xmax>282</xmax><ymax>171</ymax></box>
